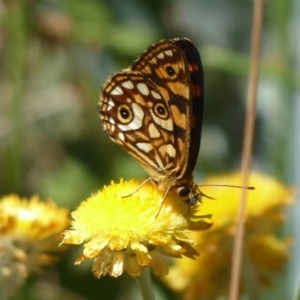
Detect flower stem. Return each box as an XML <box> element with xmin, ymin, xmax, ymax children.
<box><xmin>136</xmin><ymin>267</ymin><xmax>156</xmax><ymax>300</ymax></box>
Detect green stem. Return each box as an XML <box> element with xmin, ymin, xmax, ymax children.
<box><xmin>135</xmin><ymin>267</ymin><xmax>156</xmax><ymax>300</ymax></box>
<box><xmin>2</xmin><ymin>1</ymin><xmax>26</xmax><ymax>192</ymax></box>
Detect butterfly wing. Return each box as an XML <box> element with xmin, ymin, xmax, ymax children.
<box><xmin>99</xmin><ymin>38</ymin><xmax>204</xmax><ymax>189</ymax></box>
<box><xmin>132</xmin><ymin>38</ymin><xmax>204</xmax><ymax>182</ymax></box>
<box><xmin>173</xmin><ymin>38</ymin><xmax>204</xmax><ymax>179</ymax></box>
<box><xmin>100</xmin><ymin>71</ymin><xmax>178</xmax><ymax>178</ymax></box>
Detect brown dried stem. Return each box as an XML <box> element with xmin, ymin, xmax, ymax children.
<box><xmin>228</xmin><ymin>0</ymin><xmax>264</xmax><ymax>299</ymax></box>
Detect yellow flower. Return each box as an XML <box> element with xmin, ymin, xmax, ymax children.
<box><xmin>163</xmin><ymin>172</ymin><xmax>294</xmax><ymax>300</ymax></box>
<box><xmin>0</xmin><ymin>194</ymin><xmax>69</xmax><ymax>298</ymax></box>
<box><xmin>61</xmin><ymin>178</ymin><xmax>212</xmax><ymax>278</ymax></box>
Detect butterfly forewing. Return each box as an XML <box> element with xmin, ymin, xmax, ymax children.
<box><xmin>131</xmin><ymin>39</ymin><xmax>196</xmax><ymax>180</ymax></box>
<box><xmin>173</xmin><ymin>38</ymin><xmax>204</xmax><ymax>178</ymax></box>
<box><xmin>99</xmin><ymin>37</ymin><xmax>204</xmax><ymax>205</ymax></box>
<box><xmin>132</xmin><ymin>40</ymin><xmax>190</xmax><ymax>101</ymax></box>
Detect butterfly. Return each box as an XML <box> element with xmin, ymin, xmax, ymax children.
<box><xmin>98</xmin><ymin>37</ymin><xmax>205</xmax><ymax>209</ymax></box>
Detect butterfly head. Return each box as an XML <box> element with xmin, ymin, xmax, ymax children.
<box><xmin>176</xmin><ymin>184</ymin><xmax>202</xmax><ymax>208</ymax></box>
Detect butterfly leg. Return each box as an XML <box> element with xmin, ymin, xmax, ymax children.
<box><xmin>121</xmin><ymin>177</ymin><xmax>153</xmax><ymax>198</ymax></box>
<box><xmin>187</xmin><ymin>188</ymin><xmax>214</xmax><ymax>212</ymax></box>
<box><xmin>198</xmin><ymin>190</ymin><xmax>215</xmax><ymax>200</ymax></box>
<box><xmin>155</xmin><ymin>186</ymin><xmax>171</xmax><ymax>218</ymax></box>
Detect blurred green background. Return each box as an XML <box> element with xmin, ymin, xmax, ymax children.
<box><xmin>0</xmin><ymin>0</ymin><xmax>299</xmax><ymax>299</ymax></box>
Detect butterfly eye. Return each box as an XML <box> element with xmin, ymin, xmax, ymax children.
<box><xmin>165</xmin><ymin>65</ymin><xmax>176</xmax><ymax>77</ymax></box>
<box><xmin>177</xmin><ymin>186</ymin><xmax>190</xmax><ymax>198</ymax></box>
<box><xmin>154</xmin><ymin>103</ymin><xmax>169</xmax><ymax>119</ymax></box>
<box><xmin>117</xmin><ymin>104</ymin><xmax>133</xmax><ymax>124</ymax></box>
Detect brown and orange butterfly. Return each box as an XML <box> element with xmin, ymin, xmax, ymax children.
<box><xmin>98</xmin><ymin>38</ymin><xmax>205</xmax><ymax>209</ymax></box>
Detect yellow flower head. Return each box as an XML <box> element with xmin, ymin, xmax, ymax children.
<box><xmin>163</xmin><ymin>172</ymin><xmax>294</xmax><ymax>300</ymax></box>
<box><xmin>62</xmin><ymin>178</ymin><xmax>212</xmax><ymax>278</ymax></box>
<box><xmin>0</xmin><ymin>194</ymin><xmax>69</xmax><ymax>298</ymax></box>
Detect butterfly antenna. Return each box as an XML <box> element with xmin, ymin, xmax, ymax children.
<box><xmin>199</xmin><ymin>184</ymin><xmax>255</xmax><ymax>190</ymax></box>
